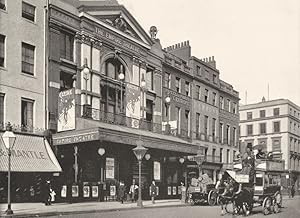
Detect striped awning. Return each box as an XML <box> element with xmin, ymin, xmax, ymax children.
<box><xmin>0</xmin><ymin>133</ymin><xmax>62</xmax><ymax>172</ymax></box>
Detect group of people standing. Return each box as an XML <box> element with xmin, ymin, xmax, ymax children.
<box><xmin>118</xmin><ymin>180</ymin><xmax>158</xmax><ymax>204</ymax></box>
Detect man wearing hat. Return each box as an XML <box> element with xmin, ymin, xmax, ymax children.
<box><xmin>242</xmin><ymin>144</ymin><xmax>255</xmax><ymax>186</ymax></box>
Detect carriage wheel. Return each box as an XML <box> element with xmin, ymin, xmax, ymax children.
<box><xmin>263</xmin><ymin>197</ymin><xmax>272</xmax><ymax>215</ymax></box>
<box><xmin>208</xmin><ymin>190</ymin><xmax>217</xmax><ymax>206</ymax></box>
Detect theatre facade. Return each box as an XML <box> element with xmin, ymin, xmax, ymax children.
<box><xmin>48</xmin><ymin>0</ymin><xmax>198</xmax><ymax>201</ymax></box>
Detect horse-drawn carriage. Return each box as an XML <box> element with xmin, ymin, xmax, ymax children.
<box><xmin>187</xmin><ymin>173</ymin><xmax>218</xmax><ymax>206</ymax></box>
<box><xmin>218</xmin><ymin>158</ymin><xmax>284</xmax><ymax>216</ymax></box>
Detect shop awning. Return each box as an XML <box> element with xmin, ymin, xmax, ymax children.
<box><xmin>0</xmin><ymin>133</ymin><xmax>62</xmax><ymax>172</ymax></box>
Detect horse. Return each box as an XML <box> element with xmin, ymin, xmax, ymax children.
<box><xmin>217</xmin><ymin>178</ymin><xmax>253</xmax><ymax>216</ymax></box>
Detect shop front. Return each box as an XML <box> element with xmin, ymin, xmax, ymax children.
<box><xmin>52</xmin><ymin>119</ymin><xmax>198</xmax><ymax>202</ymax></box>
<box><xmin>0</xmin><ymin>132</ymin><xmax>62</xmax><ymax>203</ymax></box>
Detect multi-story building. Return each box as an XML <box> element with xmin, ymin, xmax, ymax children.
<box><xmin>163</xmin><ymin>42</ymin><xmax>239</xmax><ymax>183</ymax></box>
<box><xmin>49</xmin><ymin>0</ymin><xmax>198</xmax><ymax>201</ymax></box>
<box><xmin>0</xmin><ymin>0</ymin><xmax>61</xmax><ymax>203</ymax></box>
<box><xmin>0</xmin><ymin>0</ymin><xmax>240</xmax><ymax>203</ymax></box>
<box><xmin>239</xmin><ymin>98</ymin><xmax>300</xmax><ymax>194</ymax></box>
<box><xmin>0</xmin><ymin>0</ymin><xmax>47</xmax><ymax>130</ymax></box>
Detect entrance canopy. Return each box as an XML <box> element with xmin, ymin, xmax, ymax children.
<box><xmin>0</xmin><ymin>133</ymin><xmax>62</xmax><ymax>172</ymax></box>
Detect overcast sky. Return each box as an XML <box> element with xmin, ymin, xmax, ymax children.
<box><xmin>118</xmin><ymin>0</ymin><xmax>300</xmax><ymax>106</ymax></box>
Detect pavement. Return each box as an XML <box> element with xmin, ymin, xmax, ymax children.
<box><xmin>0</xmin><ymin>199</ymin><xmax>187</xmax><ymax>217</ymax></box>
<box><xmin>0</xmin><ymin>195</ymin><xmax>299</xmax><ymax>218</ymax></box>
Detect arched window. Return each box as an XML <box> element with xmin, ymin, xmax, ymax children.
<box><xmin>105</xmin><ymin>58</ymin><xmax>124</xmax><ymax>79</ymax></box>
<box><xmin>100</xmin><ymin>58</ymin><xmax>126</xmax><ymax>119</ymax></box>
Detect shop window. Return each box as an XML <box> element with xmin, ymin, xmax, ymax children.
<box><xmin>0</xmin><ymin>93</ymin><xmax>4</xmax><ymax>124</ymax></box>
<box><xmin>105</xmin><ymin>157</ymin><xmax>115</xmax><ymax>179</ymax></box>
<box><xmin>21</xmin><ymin>98</ymin><xmax>34</xmax><ymax>130</ymax></box>
<box><xmin>153</xmin><ymin>161</ymin><xmax>161</xmax><ymax>181</ymax></box>
<box><xmin>0</xmin><ymin>34</ymin><xmax>5</xmax><ymax>67</ymax></box>
<box><xmin>60</xmin><ymin>72</ymin><xmax>73</xmax><ymax>91</ymax></box>
<box><xmin>22</xmin><ymin>42</ymin><xmax>35</xmax><ymax>75</ymax></box>
<box><xmin>60</xmin><ymin>32</ymin><xmax>74</xmax><ymax>61</ymax></box>
<box><xmin>0</xmin><ymin>0</ymin><xmax>6</xmax><ymax>10</ymax></box>
<box><xmin>273</xmin><ymin>108</ymin><xmax>280</xmax><ymax>116</ymax></box>
<box><xmin>22</xmin><ymin>1</ymin><xmax>35</xmax><ymax>22</ymax></box>
<box><xmin>273</xmin><ymin>121</ymin><xmax>280</xmax><ymax>133</ymax></box>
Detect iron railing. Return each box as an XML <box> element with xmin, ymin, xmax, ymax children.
<box><xmin>78</xmin><ymin>105</ymin><xmax>193</xmax><ymax>141</ymax></box>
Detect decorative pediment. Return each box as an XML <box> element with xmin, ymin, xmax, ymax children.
<box><xmin>95</xmin><ymin>13</ymin><xmax>140</xmax><ymax>40</ymax></box>
<box><xmin>79</xmin><ymin>4</ymin><xmax>153</xmax><ymax>47</ymax></box>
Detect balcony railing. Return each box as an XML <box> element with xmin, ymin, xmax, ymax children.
<box><xmin>79</xmin><ymin>105</ymin><xmax>192</xmax><ymax>141</ymax></box>
<box><xmin>0</xmin><ymin>122</ymin><xmax>45</xmax><ymax>135</ymax></box>
<box><xmin>78</xmin><ymin>105</ymin><xmax>236</xmax><ymax>144</ymax></box>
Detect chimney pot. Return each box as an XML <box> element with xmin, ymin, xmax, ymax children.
<box><xmin>212</xmin><ymin>56</ymin><xmax>215</xmax><ymax>61</ymax></box>
<box><xmin>209</xmin><ymin>57</ymin><xmax>212</xmax><ymax>62</ymax></box>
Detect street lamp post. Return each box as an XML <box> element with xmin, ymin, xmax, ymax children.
<box><xmin>2</xmin><ymin>123</ymin><xmax>16</xmax><ymax>215</ymax></box>
<box><xmin>118</xmin><ymin>66</ymin><xmax>125</xmax><ymax>114</ymax></box>
<box><xmin>98</xmin><ymin>147</ymin><xmax>106</xmax><ymax>182</ymax></box>
<box><xmin>132</xmin><ymin>140</ymin><xmax>148</xmax><ymax>208</ymax></box>
<box><xmin>165</xmin><ymin>96</ymin><xmax>171</xmax><ymax>134</ymax></box>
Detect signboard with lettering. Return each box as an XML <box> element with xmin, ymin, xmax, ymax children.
<box><xmin>165</xmin><ymin>89</ymin><xmax>191</xmax><ymax>107</ymax></box>
<box><xmin>0</xmin><ymin>134</ymin><xmax>62</xmax><ymax>172</ymax></box>
<box><xmin>95</xmin><ymin>27</ymin><xmax>141</xmax><ymax>54</ymax></box>
<box><xmin>53</xmin><ymin>132</ymin><xmax>100</xmax><ymax>145</ymax></box>
<box><xmin>58</xmin><ymin>88</ymin><xmax>75</xmax><ymax>132</ymax></box>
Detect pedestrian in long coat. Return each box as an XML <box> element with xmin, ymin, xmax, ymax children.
<box><xmin>150</xmin><ymin>181</ymin><xmax>157</xmax><ymax>204</ymax></box>
<box><xmin>118</xmin><ymin>181</ymin><xmax>126</xmax><ymax>203</ymax></box>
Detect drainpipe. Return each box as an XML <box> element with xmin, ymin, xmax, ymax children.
<box><xmin>44</xmin><ymin>0</ymin><xmax>50</xmax><ymax>130</ymax></box>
